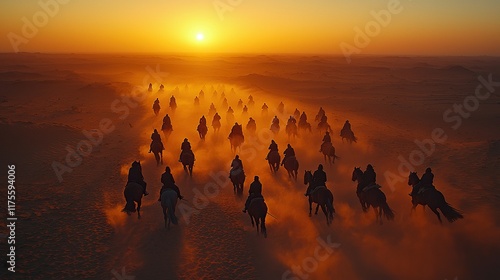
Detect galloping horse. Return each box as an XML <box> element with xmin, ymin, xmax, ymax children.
<box><xmin>151</xmin><ymin>141</ymin><xmax>164</xmax><ymax>166</ymax></box>
<box><xmin>161</xmin><ymin>189</ymin><xmax>179</xmax><ymax>229</ymax></box>
<box><xmin>283</xmin><ymin>156</ymin><xmax>299</xmax><ymax>180</ymax></box>
<box><xmin>161</xmin><ymin>121</ymin><xmax>173</xmax><ymax>139</ymax></box>
<box><xmin>229</xmin><ymin>134</ymin><xmax>244</xmax><ymax>152</ymax></box>
<box><xmin>122</xmin><ymin>182</ymin><xmax>144</xmax><ymax>219</ymax></box>
<box><xmin>230</xmin><ymin>171</ymin><xmax>245</xmax><ymax>195</ymax></box>
<box><xmin>180</xmin><ymin>151</ymin><xmax>194</xmax><ymax>177</ymax></box>
<box><xmin>304</xmin><ymin>171</ymin><xmax>335</xmax><ymax>225</ymax></box>
<box><xmin>267</xmin><ymin>150</ymin><xmax>280</xmax><ymax>173</ymax></box>
<box><xmin>341</xmin><ymin>128</ymin><xmax>357</xmax><ymax>143</ymax></box>
<box><xmin>320</xmin><ymin>142</ymin><xmax>339</xmax><ymax>164</ymax></box>
<box><xmin>351</xmin><ymin>167</ymin><xmax>395</xmax><ymax>225</ymax></box>
<box><xmin>248</xmin><ymin>198</ymin><xmax>268</xmax><ymax>238</ymax></box>
<box><xmin>197</xmin><ymin>123</ymin><xmax>208</xmax><ymax>140</ymax></box>
<box><xmin>270</xmin><ymin>122</ymin><xmax>280</xmax><ymax>135</ymax></box>
<box><xmin>212</xmin><ymin>117</ymin><xmax>221</xmax><ymax>134</ymax></box>
<box><xmin>153</xmin><ymin>102</ymin><xmax>160</xmax><ymax>116</ymax></box>
<box><xmin>286</xmin><ymin>122</ymin><xmax>298</xmax><ymax>140</ymax></box>
<box><xmin>408</xmin><ymin>172</ymin><xmax>463</xmax><ymax>223</ymax></box>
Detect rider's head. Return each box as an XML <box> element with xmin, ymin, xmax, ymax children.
<box><xmin>318</xmin><ymin>164</ymin><xmax>323</xmax><ymax>170</ymax></box>
<box><xmin>287</xmin><ymin>144</ymin><xmax>291</xmax><ymax>148</ymax></box>
<box><xmin>326</xmin><ymin>131</ymin><xmax>329</xmax><ymax>134</ymax></box>
<box><xmin>367</xmin><ymin>164</ymin><xmax>373</xmax><ymax>170</ymax></box>
<box><xmin>165</xmin><ymin>166</ymin><xmax>171</xmax><ymax>172</ymax></box>
<box><xmin>426</xmin><ymin>167</ymin><xmax>432</xmax><ymax>173</ymax></box>
<box><xmin>154</xmin><ymin>129</ymin><xmax>158</xmax><ymax>133</ymax></box>
<box><xmin>235</xmin><ymin>155</ymin><xmax>239</xmax><ymax>159</ymax></box>
<box><xmin>184</xmin><ymin>138</ymin><xmax>188</xmax><ymax>142</ymax></box>
<box><xmin>254</xmin><ymin>176</ymin><xmax>259</xmax><ymax>181</ymax></box>
<box><xmin>346</xmin><ymin>120</ymin><xmax>349</xmax><ymax>123</ymax></box>
<box><xmin>271</xmin><ymin>140</ymin><xmax>275</xmax><ymax>144</ymax></box>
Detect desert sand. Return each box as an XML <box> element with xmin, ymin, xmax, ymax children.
<box><xmin>0</xmin><ymin>53</ymin><xmax>499</xmax><ymax>279</ymax></box>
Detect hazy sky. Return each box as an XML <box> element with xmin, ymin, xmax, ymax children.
<box><xmin>1</xmin><ymin>0</ymin><xmax>499</xmax><ymax>55</ymax></box>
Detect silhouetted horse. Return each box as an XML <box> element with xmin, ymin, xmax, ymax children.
<box><xmin>122</xmin><ymin>182</ymin><xmax>144</xmax><ymax>219</ymax></box>
<box><xmin>267</xmin><ymin>150</ymin><xmax>280</xmax><ymax>173</ymax></box>
<box><xmin>284</xmin><ymin>156</ymin><xmax>299</xmax><ymax>180</ymax></box>
<box><xmin>286</xmin><ymin>122</ymin><xmax>298</xmax><ymax>140</ymax></box>
<box><xmin>169</xmin><ymin>98</ymin><xmax>177</xmax><ymax>112</ymax></box>
<box><xmin>161</xmin><ymin>189</ymin><xmax>178</xmax><ymax>229</ymax></box>
<box><xmin>153</xmin><ymin>102</ymin><xmax>160</xmax><ymax>116</ymax></box>
<box><xmin>230</xmin><ymin>171</ymin><xmax>245</xmax><ymax>195</ymax></box>
<box><xmin>317</xmin><ymin>122</ymin><xmax>331</xmax><ymax>135</ymax></box>
<box><xmin>408</xmin><ymin>172</ymin><xmax>463</xmax><ymax>223</ymax></box>
<box><xmin>341</xmin><ymin>128</ymin><xmax>357</xmax><ymax>143</ymax></box>
<box><xmin>180</xmin><ymin>151</ymin><xmax>194</xmax><ymax>176</ymax></box>
<box><xmin>351</xmin><ymin>167</ymin><xmax>395</xmax><ymax>225</ymax></box>
<box><xmin>298</xmin><ymin>121</ymin><xmax>312</xmax><ymax>133</ymax></box>
<box><xmin>151</xmin><ymin>141</ymin><xmax>164</xmax><ymax>166</ymax></box>
<box><xmin>229</xmin><ymin>134</ymin><xmax>244</xmax><ymax>152</ymax></box>
<box><xmin>212</xmin><ymin>118</ymin><xmax>221</xmax><ymax>134</ymax></box>
<box><xmin>304</xmin><ymin>171</ymin><xmax>335</xmax><ymax>225</ymax></box>
<box><xmin>248</xmin><ymin>198</ymin><xmax>268</xmax><ymax>238</ymax></box>
<box><xmin>161</xmin><ymin>122</ymin><xmax>173</xmax><ymax>139</ymax></box>
<box><xmin>270</xmin><ymin>123</ymin><xmax>280</xmax><ymax>135</ymax></box>
<box><xmin>320</xmin><ymin>142</ymin><xmax>339</xmax><ymax>164</ymax></box>
<box><xmin>197</xmin><ymin>123</ymin><xmax>208</xmax><ymax>140</ymax></box>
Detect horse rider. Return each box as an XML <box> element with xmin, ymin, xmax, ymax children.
<box><xmin>262</xmin><ymin>103</ymin><xmax>269</xmax><ymax>111</ymax></box>
<box><xmin>153</xmin><ymin>98</ymin><xmax>160</xmax><ymax>108</ymax></box>
<box><xmin>412</xmin><ymin>167</ymin><xmax>435</xmax><ymax>196</ymax></box>
<box><xmin>281</xmin><ymin>144</ymin><xmax>295</xmax><ymax>166</ymax></box>
<box><xmin>230</xmin><ymin>155</ymin><xmax>244</xmax><ymax>179</ymax></box>
<box><xmin>229</xmin><ymin>122</ymin><xmax>243</xmax><ymax>139</ymax></box>
<box><xmin>212</xmin><ymin>112</ymin><xmax>221</xmax><ymax>124</ymax></box>
<box><xmin>272</xmin><ymin>116</ymin><xmax>279</xmax><ymax>126</ymax></box>
<box><xmin>179</xmin><ymin>138</ymin><xmax>195</xmax><ymax>162</ymax></box>
<box><xmin>299</xmin><ymin>111</ymin><xmax>307</xmax><ymax>124</ymax></box>
<box><xmin>227</xmin><ymin>106</ymin><xmax>234</xmax><ymax>114</ymax></box>
<box><xmin>305</xmin><ymin>164</ymin><xmax>327</xmax><ymax>196</ymax></box>
<box><xmin>163</xmin><ymin>114</ymin><xmax>171</xmax><ymax>126</ymax></box>
<box><xmin>200</xmin><ymin>115</ymin><xmax>207</xmax><ymax>126</ymax></box>
<box><xmin>242</xmin><ymin>176</ymin><xmax>263</xmax><ymax>213</ymax></box>
<box><xmin>149</xmin><ymin>129</ymin><xmax>164</xmax><ymax>153</ymax></box>
<box><xmin>247</xmin><ymin>117</ymin><xmax>256</xmax><ymax>129</ymax></box>
<box><xmin>363</xmin><ymin>164</ymin><xmax>377</xmax><ymax>187</ymax></box>
<box><xmin>342</xmin><ymin>120</ymin><xmax>351</xmax><ymax>132</ymax></box>
<box><xmin>158</xmin><ymin>166</ymin><xmax>183</xmax><ymax>201</ymax></box>
<box><xmin>128</xmin><ymin>162</ymin><xmax>148</xmax><ymax>196</ymax></box>
<box><xmin>320</xmin><ymin>131</ymin><xmax>332</xmax><ymax>152</ymax></box>
<box><xmin>266</xmin><ymin>140</ymin><xmax>279</xmax><ymax>160</ymax></box>
<box><xmin>288</xmin><ymin>116</ymin><xmax>297</xmax><ymax>125</ymax></box>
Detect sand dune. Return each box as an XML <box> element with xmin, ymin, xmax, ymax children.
<box><xmin>0</xmin><ymin>53</ymin><xmax>499</xmax><ymax>279</ymax></box>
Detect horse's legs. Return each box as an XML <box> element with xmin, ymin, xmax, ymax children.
<box><xmin>261</xmin><ymin>216</ymin><xmax>267</xmax><ymax>238</ymax></box>
<box><xmin>378</xmin><ymin>207</ymin><xmax>383</xmax><ymax>225</ymax></box>
<box><xmin>189</xmin><ymin>164</ymin><xmax>193</xmax><ymax>177</ymax></box>
<box><xmin>137</xmin><ymin>200</ymin><xmax>141</xmax><ymax>219</ymax></box>
<box><xmin>250</xmin><ymin>215</ymin><xmax>255</xmax><ymax>227</ymax></box>
<box><xmin>255</xmin><ymin>217</ymin><xmax>260</xmax><ymax>235</ymax></box>
<box><xmin>430</xmin><ymin>207</ymin><xmax>442</xmax><ymax>224</ymax></box>
<box><xmin>315</xmin><ymin>204</ymin><xmax>320</xmax><ymax>215</ymax></box>
<box><xmin>321</xmin><ymin>205</ymin><xmax>329</xmax><ymax>225</ymax></box>
<box><xmin>163</xmin><ymin>206</ymin><xmax>167</xmax><ymax>228</ymax></box>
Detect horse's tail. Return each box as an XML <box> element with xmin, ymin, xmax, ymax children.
<box><xmin>168</xmin><ymin>201</ymin><xmax>178</xmax><ymax>225</ymax></box>
<box><xmin>381</xmin><ymin>202</ymin><xmax>395</xmax><ymax>221</ymax></box>
<box><xmin>326</xmin><ymin>192</ymin><xmax>335</xmax><ymax>218</ymax></box>
<box><xmin>122</xmin><ymin>201</ymin><xmax>136</xmax><ymax>213</ymax></box>
<box><xmin>439</xmin><ymin>203</ymin><xmax>464</xmax><ymax>223</ymax></box>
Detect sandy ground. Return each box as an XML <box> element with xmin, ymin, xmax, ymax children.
<box><xmin>0</xmin><ymin>53</ymin><xmax>499</xmax><ymax>280</ymax></box>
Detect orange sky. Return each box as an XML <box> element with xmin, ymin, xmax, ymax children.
<box><xmin>1</xmin><ymin>0</ymin><xmax>499</xmax><ymax>55</ymax></box>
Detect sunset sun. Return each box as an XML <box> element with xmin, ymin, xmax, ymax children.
<box><xmin>196</xmin><ymin>33</ymin><xmax>204</xmax><ymax>41</ymax></box>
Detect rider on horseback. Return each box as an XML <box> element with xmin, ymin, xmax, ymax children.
<box><xmin>262</xmin><ymin>103</ymin><xmax>268</xmax><ymax>111</ymax></box>
<box><xmin>163</xmin><ymin>114</ymin><xmax>171</xmax><ymax>126</ymax></box>
<box><xmin>227</xmin><ymin>107</ymin><xmax>234</xmax><ymax>114</ymax></box>
<box><xmin>179</xmin><ymin>138</ymin><xmax>195</xmax><ymax>162</ymax></box>
<box><xmin>128</xmin><ymin>161</ymin><xmax>148</xmax><ymax>196</ymax></box>
<box><xmin>229</xmin><ymin>122</ymin><xmax>243</xmax><ymax>139</ymax></box>
<box><xmin>342</xmin><ymin>120</ymin><xmax>351</xmax><ymax>132</ymax></box>
<box><xmin>194</xmin><ymin>96</ymin><xmax>200</xmax><ymax>105</ymax></box>
<box><xmin>281</xmin><ymin>144</ymin><xmax>295</xmax><ymax>166</ymax></box>
<box><xmin>158</xmin><ymin>166</ymin><xmax>183</xmax><ymax>201</ymax></box>
<box><xmin>230</xmin><ymin>155</ymin><xmax>244</xmax><ymax>179</ymax></box>
<box><xmin>149</xmin><ymin>129</ymin><xmax>164</xmax><ymax>153</ymax></box>
<box><xmin>306</xmin><ymin>164</ymin><xmax>327</xmax><ymax>196</ymax></box>
<box><xmin>200</xmin><ymin>115</ymin><xmax>207</xmax><ymax>126</ymax></box>
<box><xmin>320</xmin><ymin>131</ymin><xmax>332</xmax><ymax>152</ymax></box>
<box><xmin>361</xmin><ymin>164</ymin><xmax>380</xmax><ymax>191</ymax></box>
<box><xmin>412</xmin><ymin>167</ymin><xmax>435</xmax><ymax>196</ymax></box>
<box><xmin>266</xmin><ymin>140</ymin><xmax>279</xmax><ymax>160</ymax></box>
<box><xmin>272</xmin><ymin>116</ymin><xmax>279</xmax><ymax>126</ymax></box>
<box><xmin>247</xmin><ymin>117</ymin><xmax>256</xmax><ymax>129</ymax></box>
<box><xmin>288</xmin><ymin>116</ymin><xmax>297</xmax><ymax>125</ymax></box>
<box><xmin>242</xmin><ymin>176</ymin><xmax>263</xmax><ymax>213</ymax></box>
<box><xmin>299</xmin><ymin>111</ymin><xmax>307</xmax><ymax>124</ymax></box>
<box><xmin>212</xmin><ymin>112</ymin><xmax>221</xmax><ymax>124</ymax></box>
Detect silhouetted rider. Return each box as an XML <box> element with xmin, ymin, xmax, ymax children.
<box><xmin>243</xmin><ymin>176</ymin><xmax>263</xmax><ymax>213</ymax></box>
<box><xmin>158</xmin><ymin>166</ymin><xmax>183</xmax><ymax>201</ymax></box>
<box><xmin>281</xmin><ymin>144</ymin><xmax>295</xmax><ymax>166</ymax></box>
<box><xmin>128</xmin><ymin>161</ymin><xmax>148</xmax><ymax>196</ymax></box>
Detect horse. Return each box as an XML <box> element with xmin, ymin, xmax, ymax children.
<box><xmin>161</xmin><ymin>189</ymin><xmax>179</xmax><ymax>229</ymax></box>
<box><xmin>161</xmin><ymin>122</ymin><xmax>173</xmax><ymax>139</ymax></box>
<box><xmin>320</xmin><ymin>142</ymin><xmax>339</xmax><ymax>164</ymax></box>
<box><xmin>285</xmin><ymin>122</ymin><xmax>298</xmax><ymax>140</ymax></box>
<box><xmin>303</xmin><ymin>171</ymin><xmax>335</xmax><ymax>225</ymax></box>
<box><xmin>180</xmin><ymin>151</ymin><xmax>194</xmax><ymax>177</ymax></box>
<box><xmin>169</xmin><ymin>99</ymin><xmax>177</xmax><ymax>112</ymax></box>
<box><xmin>246</xmin><ymin>122</ymin><xmax>256</xmax><ymax>134</ymax></box>
<box><xmin>298</xmin><ymin>121</ymin><xmax>312</xmax><ymax>133</ymax></box>
<box><xmin>229</xmin><ymin>134</ymin><xmax>244</xmax><ymax>152</ymax></box>
<box><xmin>351</xmin><ymin>167</ymin><xmax>395</xmax><ymax>225</ymax></box>
<box><xmin>197</xmin><ymin>123</ymin><xmax>208</xmax><ymax>140</ymax></box>
<box><xmin>122</xmin><ymin>182</ymin><xmax>144</xmax><ymax>219</ymax></box>
<box><xmin>151</xmin><ymin>140</ymin><xmax>164</xmax><ymax>166</ymax></box>
<box><xmin>212</xmin><ymin>118</ymin><xmax>221</xmax><ymax>134</ymax></box>
<box><xmin>153</xmin><ymin>103</ymin><xmax>160</xmax><ymax>116</ymax></box>
<box><xmin>270</xmin><ymin>123</ymin><xmax>280</xmax><ymax>135</ymax></box>
<box><xmin>340</xmin><ymin>128</ymin><xmax>357</xmax><ymax>143</ymax></box>
<box><xmin>230</xmin><ymin>170</ymin><xmax>245</xmax><ymax>195</ymax></box>
<box><xmin>317</xmin><ymin>122</ymin><xmax>331</xmax><ymax>135</ymax></box>
<box><xmin>408</xmin><ymin>172</ymin><xmax>463</xmax><ymax>223</ymax></box>
<box><xmin>267</xmin><ymin>150</ymin><xmax>280</xmax><ymax>173</ymax></box>
<box><xmin>248</xmin><ymin>198</ymin><xmax>268</xmax><ymax>238</ymax></box>
<box><xmin>283</xmin><ymin>156</ymin><xmax>299</xmax><ymax>180</ymax></box>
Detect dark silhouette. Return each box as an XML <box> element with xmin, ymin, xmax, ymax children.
<box><xmin>208</xmin><ymin>103</ymin><xmax>217</xmax><ymax>116</ymax></box>
<box><xmin>352</xmin><ymin>167</ymin><xmax>395</xmax><ymax>224</ymax></box>
<box><xmin>266</xmin><ymin>140</ymin><xmax>280</xmax><ymax>172</ymax></box>
<box><xmin>159</xmin><ymin>84</ymin><xmax>164</xmax><ymax>92</ymax></box>
<box><xmin>270</xmin><ymin>115</ymin><xmax>280</xmax><ymax>135</ymax></box>
<box><xmin>127</xmin><ymin>160</ymin><xmax>148</xmax><ymax>196</ymax></box>
<box><xmin>262</xmin><ymin>103</ymin><xmax>269</xmax><ymax>116</ymax></box>
<box><xmin>340</xmin><ymin>120</ymin><xmax>357</xmax><ymax>143</ymax></box>
<box><xmin>179</xmin><ymin>139</ymin><xmax>195</xmax><ymax>176</ymax></box>
<box><xmin>123</xmin><ymin>161</ymin><xmax>146</xmax><ymax>218</ymax></box>
<box><xmin>408</xmin><ymin>171</ymin><xmax>463</xmax><ymax>223</ymax></box>
<box><xmin>277</xmin><ymin>102</ymin><xmax>285</xmax><ymax>114</ymax></box>
<box><xmin>158</xmin><ymin>166</ymin><xmax>183</xmax><ymax>201</ymax></box>
<box><xmin>293</xmin><ymin>108</ymin><xmax>301</xmax><ymax>120</ymax></box>
<box><xmin>285</xmin><ymin>116</ymin><xmax>298</xmax><ymax>139</ymax></box>
<box><xmin>228</xmin><ymin>122</ymin><xmax>244</xmax><ymax>151</ymax></box>
<box><xmin>161</xmin><ymin>188</ymin><xmax>178</xmax><ymax>229</ymax></box>
<box><xmin>212</xmin><ymin>112</ymin><xmax>221</xmax><ymax>133</ymax></box>
<box><xmin>248</xmin><ymin>95</ymin><xmax>255</xmax><ymax>107</ymax></box>
<box><xmin>237</xmin><ymin>99</ymin><xmax>243</xmax><ymax>109</ymax></box>
<box><xmin>199</xmin><ymin>90</ymin><xmax>205</xmax><ymax>101</ymax></box>
<box><xmin>317</xmin><ymin>114</ymin><xmax>332</xmax><ymax>134</ymax></box>
<box><xmin>161</xmin><ymin>114</ymin><xmax>173</xmax><ymax>138</ymax></box>
<box><xmin>230</xmin><ymin>155</ymin><xmax>245</xmax><ymax>194</ymax></box>
<box><xmin>246</xmin><ymin>117</ymin><xmax>256</xmax><ymax>134</ymax></box>
<box><xmin>242</xmin><ymin>105</ymin><xmax>248</xmax><ymax>116</ymax></box>
<box><xmin>298</xmin><ymin>111</ymin><xmax>312</xmax><ymax>133</ymax></box>
<box><xmin>282</xmin><ymin>144</ymin><xmax>298</xmax><ymax>180</ymax></box>
<box><xmin>153</xmin><ymin>98</ymin><xmax>160</xmax><ymax>116</ymax></box>
<box><xmin>315</xmin><ymin>107</ymin><xmax>325</xmax><ymax>122</ymax></box>
<box><xmin>304</xmin><ymin>170</ymin><xmax>335</xmax><ymax>225</ymax></box>
<box><xmin>226</xmin><ymin>107</ymin><xmax>235</xmax><ymax>124</ymax></box>
<box><xmin>169</xmin><ymin>95</ymin><xmax>177</xmax><ymax>111</ymax></box>
<box><xmin>244</xmin><ymin>178</ymin><xmax>268</xmax><ymax>238</ymax></box>
<box><xmin>150</xmin><ymin>129</ymin><xmax>164</xmax><ymax>166</ymax></box>
<box><xmin>194</xmin><ymin>96</ymin><xmax>200</xmax><ymax>106</ymax></box>
<box><xmin>148</xmin><ymin>83</ymin><xmax>153</xmax><ymax>92</ymax></box>
<box><xmin>319</xmin><ymin>132</ymin><xmax>339</xmax><ymax>164</ymax></box>
<box><xmin>197</xmin><ymin>116</ymin><xmax>208</xmax><ymax>140</ymax></box>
